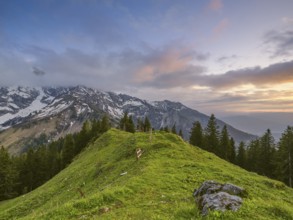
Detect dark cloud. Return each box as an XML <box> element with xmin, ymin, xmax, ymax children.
<box><xmin>32</xmin><ymin>67</ymin><xmax>45</xmax><ymax>76</ymax></box>
<box><xmin>0</xmin><ymin>42</ymin><xmax>209</xmax><ymax>90</ymax></box>
<box><xmin>217</xmin><ymin>55</ymin><xmax>237</xmax><ymax>63</ymax></box>
<box><xmin>263</xmin><ymin>29</ymin><xmax>293</xmax><ymax>57</ymax></box>
<box><xmin>141</xmin><ymin>65</ymin><xmax>206</xmax><ymax>88</ymax></box>
<box><xmin>203</xmin><ymin>60</ymin><xmax>293</xmax><ymax>89</ymax></box>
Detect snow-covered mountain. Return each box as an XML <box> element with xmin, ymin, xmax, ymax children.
<box><xmin>0</xmin><ymin>86</ymin><xmax>257</xmax><ymax>154</ymax></box>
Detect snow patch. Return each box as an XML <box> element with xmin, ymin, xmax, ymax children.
<box><xmin>107</xmin><ymin>106</ymin><xmax>123</xmax><ymax>118</ymax></box>
<box><xmin>0</xmin><ymin>88</ymin><xmax>47</xmax><ymax>125</ymax></box>
<box><xmin>36</xmin><ymin>101</ymin><xmax>73</xmax><ymax>119</ymax></box>
<box><xmin>0</xmin><ymin>106</ymin><xmax>11</xmax><ymax>111</ymax></box>
<box><xmin>9</xmin><ymin>103</ymin><xmax>19</xmax><ymax>109</ymax></box>
<box><xmin>122</xmin><ymin>100</ymin><xmax>142</xmax><ymax>107</ymax></box>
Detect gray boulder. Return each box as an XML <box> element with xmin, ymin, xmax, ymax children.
<box><xmin>193</xmin><ymin>180</ymin><xmax>247</xmax><ymax>215</ymax></box>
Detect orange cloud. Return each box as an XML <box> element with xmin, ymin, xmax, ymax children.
<box><xmin>208</xmin><ymin>0</ymin><xmax>223</xmax><ymax>11</ymax></box>
<box><xmin>213</xmin><ymin>18</ymin><xmax>229</xmax><ymax>38</ymax></box>
<box><xmin>133</xmin><ymin>46</ymin><xmax>197</xmax><ymax>83</ymax></box>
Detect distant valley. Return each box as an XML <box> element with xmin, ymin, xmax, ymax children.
<box><xmin>221</xmin><ymin>113</ymin><xmax>293</xmax><ymax>140</ymax></box>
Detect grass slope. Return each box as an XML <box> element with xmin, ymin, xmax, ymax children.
<box><xmin>0</xmin><ymin>129</ymin><xmax>292</xmax><ymax>219</ymax></box>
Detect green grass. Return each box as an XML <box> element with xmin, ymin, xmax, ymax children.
<box><xmin>0</xmin><ymin>128</ymin><xmax>292</xmax><ymax>219</ymax></box>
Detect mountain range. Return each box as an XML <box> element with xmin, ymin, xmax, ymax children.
<box><xmin>0</xmin><ymin>86</ymin><xmax>256</xmax><ymax>154</ymax></box>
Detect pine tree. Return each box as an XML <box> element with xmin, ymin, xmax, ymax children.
<box><xmin>236</xmin><ymin>141</ymin><xmax>246</xmax><ymax>168</ymax></box>
<box><xmin>119</xmin><ymin>112</ymin><xmax>135</xmax><ymax>133</ymax></box>
<box><xmin>259</xmin><ymin>129</ymin><xmax>275</xmax><ymax>177</ymax></box>
<box><xmin>120</xmin><ymin>112</ymin><xmax>129</xmax><ymax>131</ymax></box>
<box><xmin>75</xmin><ymin>120</ymin><xmax>91</xmax><ymax>154</ymax></box>
<box><xmin>136</xmin><ymin>118</ymin><xmax>143</xmax><ymax>131</ymax></box>
<box><xmin>163</xmin><ymin>126</ymin><xmax>169</xmax><ymax>132</ymax></box>
<box><xmin>90</xmin><ymin>119</ymin><xmax>101</xmax><ymax>138</ymax></box>
<box><xmin>219</xmin><ymin>125</ymin><xmax>231</xmax><ymax>160</ymax></box>
<box><xmin>171</xmin><ymin>124</ymin><xmax>177</xmax><ymax>134</ymax></box>
<box><xmin>126</xmin><ymin>115</ymin><xmax>135</xmax><ymax>133</ymax></box>
<box><xmin>228</xmin><ymin>137</ymin><xmax>236</xmax><ymax>163</ymax></box>
<box><xmin>101</xmin><ymin>114</ymin><xmax>110</xmax><ymax>133</ymax></box>
<box><xmin>189</xmin><ymin>121</ymin><xmax>203</xmax><ymax>148</ymax></box>
<box><xmin>0</xmin><ymin>146</ymin><xmax>18</xmax><ymax>200</ymax></box>
<box><xmin>62</xmin><ymin>134</ymin><xmax>75</xmax><ymax>167</ymax></box>
<box><xmin>179</xmin><ymin>129</ymin><xmax>183</xmax><ymax>138</ymax></box>
<box><xmin>204</xmin><ymin>114</ymin><xmax>219</xmax><ymax>155</ymax></box>
<box><xmin>275</xmin><ymin>126</ymin><xmax>293</xmax><ymax>187</ymax></box>
<box><xmin>144</xmin><ymin>117</ymin><xmax>151</xmax><ymax>132</ymax></box>
<box><xmin>246</xmin><ymin>139</ymin><xmax>261</xmax><ymax>173</ymax></box>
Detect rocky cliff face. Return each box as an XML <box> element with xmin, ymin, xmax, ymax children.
<box><xmin>0</xmin><ymin>86</ymin><xmax>257</xmax><ymax>153</ymax></box>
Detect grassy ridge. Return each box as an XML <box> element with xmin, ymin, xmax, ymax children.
<box><xmin>0</xmin><ymin>129</ymin><xmax>292</xmax><ymax>219</ymax></box>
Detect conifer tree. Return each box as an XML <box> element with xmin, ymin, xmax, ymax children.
<box><xmin>276</xmin><ymin>126</ymin><xmax>293</xmax><ymax>187</ymax></box>
<box><xmin>236</xmin><ymin>141</ymin><xmax>246</xmax><ymax>168</ymax></box>
<box><xmin>136</xmin><ymin>118</ymin><xmax>144</xmax><ymax>131</ymax></box>
<box><xmin>91</xmin><ymin>119</ymin><xmax>101</xmax><ymax>138</ymax></box>
<box><xmin>144</xmin><ymin>117</ymin><xmax>151</xmax><ymax>132</ymax></box>
<box><xmin>246</xmin><ymin>139</ymin><xmax>261</xmax><ymax>172</ymax></box>
<box><xmin>171</xmin><ymin>124</ymin><xmax>177</xmax><ymax>134</ymax></box>
<box><xmin>259</xmin><ymin>129</ymin><xmax>275</xmax><ymax>177</ymax></box>
<box><xmin>119</xmin><ymin>112</ymin><xmax>135</xmax><ymax>133</ymax></box>
<box><xmin>189</xmin><ymin>121</ymin><xmax>203</xmax><ymax>148</ymax></box>
<box><xmin>0</xmin><ymin>146</ymin><xmax>18</xmax><ymax>200</ymax></box>
<box><xmin>179</xmin><ymin>129</ymin><xmax>183</xmax><ymax>138</ymax></box>
<box><xmin>101</xmin><ymin>114</ymin><xmax>110</xmax><ymax>132</ymax></box>
<box><xmin>62</xmin><ymin>134</ymin><xmax>75</xmax><ymax>167</ymax></box>
<box><xmin>126</xmin><ymin>115</ymin><xmax>135</xmax><ymax>133</ymax></box>
<box><xmin>120</xmin><ymin>112</ymin><xmax>129</xmax><ymax>131</ymax></box>
<box><xmin>219</xmin><ymin>125</ymin><xmax>231</xmax><ymax>160</ymax></box>
<box><xmin>75</xmin><ymin>120</ymin><xmax>91</xmax><ymax>154</ymax></box>
<box><xmin>204</xmin><ymin>114</ymin><xmax>219</xmax><ymax>154</ymax></box>
<box><xmin>228</xmin><ymin>137</ymin><xmax>236</xmax><ymax>163</ymax></box>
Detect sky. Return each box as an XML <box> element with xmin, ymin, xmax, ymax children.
<box><xmin>1</xmin><ymin>0</ymin><xmax>293</xmax><ymax>116</ymax></box>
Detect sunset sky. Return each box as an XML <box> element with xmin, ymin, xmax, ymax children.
<box><xmin>1</xmin><ymin>0</ymin><xmax>293</xmax><ymax>116</ymax></box>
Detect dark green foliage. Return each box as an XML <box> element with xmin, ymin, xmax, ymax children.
<box><xmin>101</xmin><ymin>114</ymin><xmax>111</xmax><ymax>133</ymax></box>
<box><xmin>127</xmin><ymin>116</ymin><xmax>135</xmax><ymax>133</ymax></box>
<box><xmin>204</xmin><ymin>114</ymin><xmax>220</xmax><ymax>154</ymax></box>
<box><xmin>119</xmin><ymin>112</ymin><xmax>135</xmax><ymax>133</ymax></box>
<box><xmin>163</xmin><ymin>126</ymin><xmax>169</xmax><ymax>132</ymax></box>
<box><xmin>189</xmin><ymin>121</ymin><xmax>203</xmax><ymax>148</ymax></box>
<box><xmin>144</xmin><ymin>116</ymin><xmax>151</xmax><ymax>132</ymax></box>
<box><xmin>0</xmin><ymin>118</ymin><xmax>111</xmax><ymax>201</ymax></box>
<box><xmin>259</xmin><ymin>129</ymin><xmax>275</xmax><ymax>177</ymax></box>
<box><xmin>275</xmin><ymin>126</ymin><xmax>293</xmax><ymax>187</ymax></box>
<box><xmin>178</xmin><ymin>129</ymin><xmax>183</xmax><ymax>138</ymax></box>
<box><xmin>75</xmin><ymin>120</ymin><xmax>91</xmax><ymax>155</ymax></box>
<box><xmin>0</xmin><ymin>146</ymin><xmax>18</xmax><ymax>200</ymax></box>
<box><xmin>136</xmin><ymin>118</ymin><xmax>144</xmax><ymax>131</ymax></box>
<box><xmin>62</xmin><ymin>134</ymin><xmax>75</xmax><ymax>167</ymax></box>
<box><xmin>236</xmin><ymin>141</ymin><xmax>247</xmax><ymax>168</ymax></box>
<box><xmin>229</xmin><ymin>137</ymin><xmax>236</xmax><ymax>163</ymax></box>
<box><xmin>171</xmin><ymin>124</ymin><xmax>177</xmax><ymax>134</ymax></box>
<box><xmin>219</xmin><ymin>125</ymin><xmax>231</xmax><ymax>160</ymax></box>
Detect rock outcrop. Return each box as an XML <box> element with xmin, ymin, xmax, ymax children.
<box><xmin>193</xmin><ymin>180</ymin><xmax>247</xmax><ymax>215</ymax></box>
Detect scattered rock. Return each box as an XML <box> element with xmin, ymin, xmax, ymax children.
<box><xmin>120</xmin><ymin>171</ymin><xmax>128</xmax><ymax>176</ymax></box>
<box><xmin>99</xmin><ymin>207</ymin><xmax>110</xmax><ymax>214</ymax></box>
<box><xmin>193</xmin><ymin>180</ymin><xmax>246</xmax><ymax>215</ymax></box>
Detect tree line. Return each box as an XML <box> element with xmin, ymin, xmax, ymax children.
<box><xmin>189</xmin><ymin>114</ymin><xmax>293</xmax><ymax>188</ymax></box>
<box><xmin>119</xmin><ymin>112</ymin><xmax>184</xmax><ymax>138</ymax></box>
<box><xmin>0</xmin><ymin>115</ymin><xmax>110</xmax><ymax>201</ymax></box>
<box><xmin>1</xmin><ymin>112</ymin><xmax>292</xmax><ymax>201</ymax></box>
